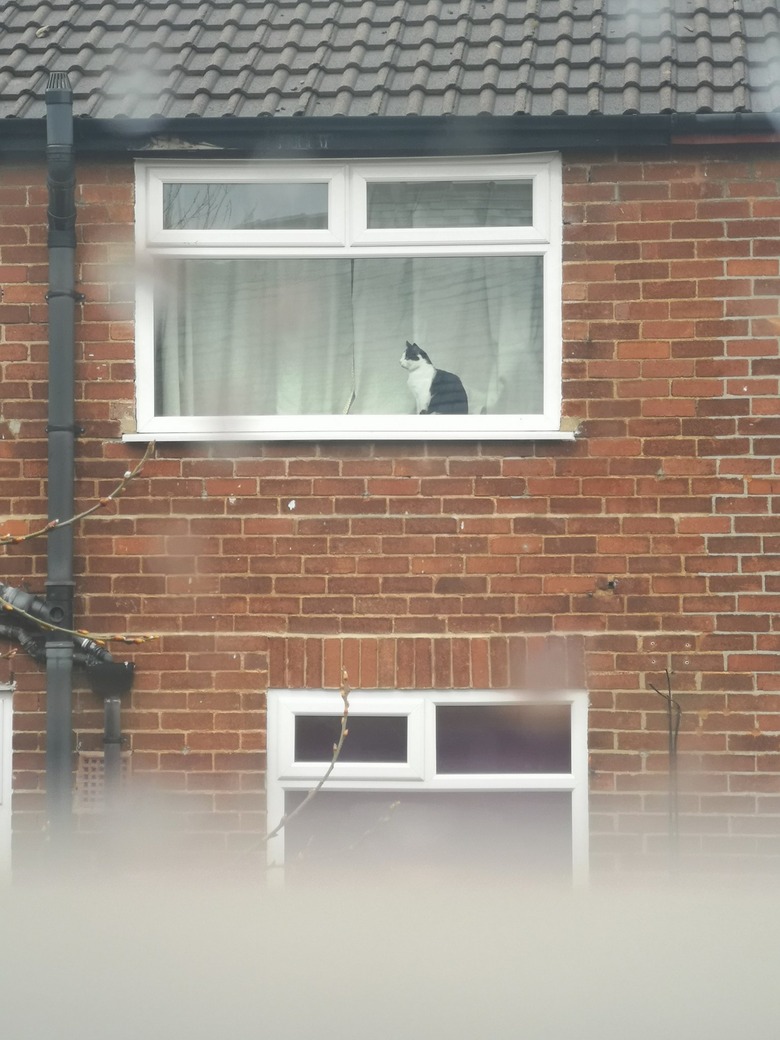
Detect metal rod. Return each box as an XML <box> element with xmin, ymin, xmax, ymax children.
<box><xmin>103</xmin><ymin>697</ymin><xmax>123</xmax><ymax>814</ymax></box>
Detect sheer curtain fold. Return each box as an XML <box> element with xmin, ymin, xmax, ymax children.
<box><xmin>154</xmin><ymin>255</ymin><xmax>544</xmax><ymax>418</ymax></box>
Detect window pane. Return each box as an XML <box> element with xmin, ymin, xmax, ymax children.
<box><xmin>436</xmin><ymin>704</ymin><xmax>571</xmax><ymax>774</ymax></box>
<box><xmin>153</xmin><ymin>255</ymin><xmax>544</xmax><ymax>417</ymax></box>
<box><xmin>162</xmin><ymin>182</ymin><xmax>328</xmax><ymax>230</ymax></box>
<box><xmin>367</xmin><ymin>180</ymin><xmax>533</xmax><ymax>228</ymax></box>
<box><xmin>284</xmin><ymin>790</ymin><xmax>572</xmax><ymax>879</ymax></box>
<box><xmin>295</xmin><ymin>714</ymin><xmax>408</xmax><ymax>763</ymax></box>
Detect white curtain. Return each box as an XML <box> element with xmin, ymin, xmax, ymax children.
<box><xmin>154</xmin><ymin>255</ymin><xmax>544</xmax><ymax>417</ymax></box>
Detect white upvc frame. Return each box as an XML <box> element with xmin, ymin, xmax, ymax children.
<box><xmin>348</xmin><ymin>158</ymin><xmax>554</xmax><ymax>246</ymax></box>
<box><xmin>267</xmin><ymin>688</ymin><xmax>589</xmax><ymax>884</ymax></box>
<box><xmin>140</xmin><ymin>161</ymin><xmax>348</xmax><ymax>249</ymax></box>
<box><xmin>0</xmin><ymin>684</ymin><xmax>13</xmax><ymax>880</ymax></box>
<box><xmin>132</xmin><ymin>154</ymin><xmax>567</xmax><ymax>443</ymax></box>
<box><xmin>273</xmin><ymin>691</ymin><xmax>426</xmax><ymax>782</ymax></box>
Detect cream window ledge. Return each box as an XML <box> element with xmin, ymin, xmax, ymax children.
<box><xmin>122</xmin><ymin>424</ymin><xmax>580</xmax><ymax>443</ymax></box>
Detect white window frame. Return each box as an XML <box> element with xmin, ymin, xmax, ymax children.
<box><xmin>0</xmin><ymin>684</ymin><xmax>13</xmax><ymax>880</ymax></box>
<box><xmin>267</xmin><ymin>688</ymin><xmax>589</xmax><ymax>884</ymax></box>
<box><xmin>132</xmin><ymin>155</ymin><xmax>567</xmax><ymax>443</ymax></box>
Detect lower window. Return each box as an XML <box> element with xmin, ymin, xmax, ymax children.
<box><xmin>267</xmin><ymin>689</ymin><xmax>589</xmax><ymax>883</ymax></box>
<box><xmin>283</xmin><ymin>790</ymin><xmax>573</xmax><ymax>879</ymax></box>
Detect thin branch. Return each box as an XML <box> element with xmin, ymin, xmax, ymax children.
<box><xmin>0</xmin><ymin>442</ymin><xmax>158</xmax><ymax>646</ymax></box>
<box><xmin>292</xmin><ymin>799</ymin><xmax>401</xmax><ymax>867</ymax></box>
<box><xmin>648</xmin><ymin>668</ymin><xmax>682</xmax><ymax>754</ymax></box>
<box><xmin>265</xmin><ymin>668</ymin><xmax>351</xmax><ymax>845</ymax></box>
<box><xmin>345</xmin><ymin>799</ymin><xmax>401</xmax><ymax>853</ymax></box>
<box><xmin>0</xmin><ymin>441</ymin><xmax>156</xmax><ymax>547</ymax></box>
<box><xmin>649</xmin><ymin>668</ymin><xmax>682</xmax><ymax>864</ymax></box>
<box><xmin>0</xmin><ymin>596</ymin><xmax>158</xmax><ymax>646</ymax></box>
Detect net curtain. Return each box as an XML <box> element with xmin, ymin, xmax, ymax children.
<box><xmin>154</xmin><ymin>255</ymin><xmax>544</xmax><ymax>417</ymax></box>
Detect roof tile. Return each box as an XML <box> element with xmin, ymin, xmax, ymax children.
<box><xmin>0</xmin><ymin>0</ymin><xmax>779</xmax><ymax>119</ymax></box>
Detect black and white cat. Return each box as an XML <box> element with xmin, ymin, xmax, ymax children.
<box><xmin>400</xmin><ymin>342</ymin><xmax>469</xmax><ymax>415</ymax></box>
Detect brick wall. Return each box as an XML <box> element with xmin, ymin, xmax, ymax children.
<box><xmin>1</xmin><ymin>146</ymin><xmax>779</xmax><ymax>873</ymax></box>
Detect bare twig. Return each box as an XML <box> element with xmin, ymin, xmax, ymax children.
<box><xmin>648</xmin><ymin>668</ymin><xmax>682</xmax><ymax>756</ymax></box>
<box><xmin>0</xmin><ymin>595</ymin><xmax>157</xmax><ymax>646</ymax></box>
<box><xmin>345</xmin><ymin>799</ymin><xmax>401</xmax><ymax>853</ymax></box>
<box><xmin>649</xmin><ymin>668</ymin><xmax>682</xmax><ymax>862</ymax></box>
<box><xmin>265</xmin><ymin>668</ymin><xmax>351</xmax><ymax>845</ymax></box>
<box><xmin>0</xmin><ymin>441</ymin><xmax>156</xmax><ymax>547</ymax></box>
<box><xmin>292</xmin><ymin>799</ymin><xmax>402</xmax><ymax>867</ymax></box>
<box><xmin>0</xmin><ymin>442</ymin><xmax>158</xmax><ymax>646</ymax></box>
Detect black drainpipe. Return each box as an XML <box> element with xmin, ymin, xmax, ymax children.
<box><xmin>44</xmin><ymin>73</ymin><xmax>79</xmax><ymax>840</ymax></box>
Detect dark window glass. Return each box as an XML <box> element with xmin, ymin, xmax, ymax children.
<box><xmin>436</xmin><ymin>704</ymin><xmax>571</xmax><ymax>774</ymax></box>
<box><xmin>294</xmin><ymin>714</ymin><xmax>408</xmax><ymax>763</ymax></box>
<box><xmin>162</xmin><ymin>182</ymin><xmax>328</xmax><ymax>230</ymax></box>
<box><xmin>284</xmin><ymin>790</ymin><xmax>572</xmax><ymax>879</ymax></box>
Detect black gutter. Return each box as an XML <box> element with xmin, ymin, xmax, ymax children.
<box><xmin>70</xmin><ymin>113</ymin><xmax>681</xmax><ymax>156</ymax></box>
<box><xmin>44</xmin><ymin>72</ymin><xmax>78</xmax><ymax>841</ymax></box>
<box><xmin>2</xmin><ymin>112</ymin><xmax>779</xmax><ymax>159</ymax></box>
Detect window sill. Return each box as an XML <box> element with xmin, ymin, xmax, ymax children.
<box><xmin>123</xmin><ymin>428</ymin><xmax>579</xmax><ymax>443</ymax></box>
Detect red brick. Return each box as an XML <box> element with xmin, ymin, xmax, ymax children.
<box><xmin>9</xmin><ymin>151</ymin><xmax>780</xmax><ymax>864</ymax></box>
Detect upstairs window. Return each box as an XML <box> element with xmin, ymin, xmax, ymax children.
<box><xmin>134</xmin><ymin>156</ymin><xmax>562</xmax><ymax>441</ymax></box>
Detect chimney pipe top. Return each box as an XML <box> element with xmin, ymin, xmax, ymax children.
<box><xmin>45</xmin><ymin>71</ymin><xmax>72</xmax><ymax>101</ymax></box>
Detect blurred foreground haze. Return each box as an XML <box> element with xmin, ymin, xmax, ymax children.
<box><xmin>0</xmin><ymin>870</ymin><xmax>776</xmax><ymax>1039</ymax></box>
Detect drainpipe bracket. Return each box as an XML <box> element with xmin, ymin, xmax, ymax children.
<box><xmin>46</xmin><ymin>423</ymin><xmax>84</xmax><ymax>435</ymax></box>
<box><xmin>45</xmin><ymin>290</ymin><xmax>85</xmax><ymax>302</ymax></box>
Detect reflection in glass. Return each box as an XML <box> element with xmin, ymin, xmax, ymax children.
<box><xmin>284</xmin><ymin>790</ymin><xmax>572</xmax><ymax>879</ymax></box>
<box><xmin>367</xmin><ymin>180</ymin><xmax>533</xmax><ymax>228</ymax></box>
<box><xmin>436</xmin><ymin>704</ymin><xmax>571</xmax><ymax>774</ymax></box>
<box><xmin>295</xmin><ymin>714</ymin><xmax>408</xmax><ymax>764</ymax></box>
<box><xmin>162</xmin><ymin>182</ymin><xmax>328</xmax><ymax>230</ymax></box>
